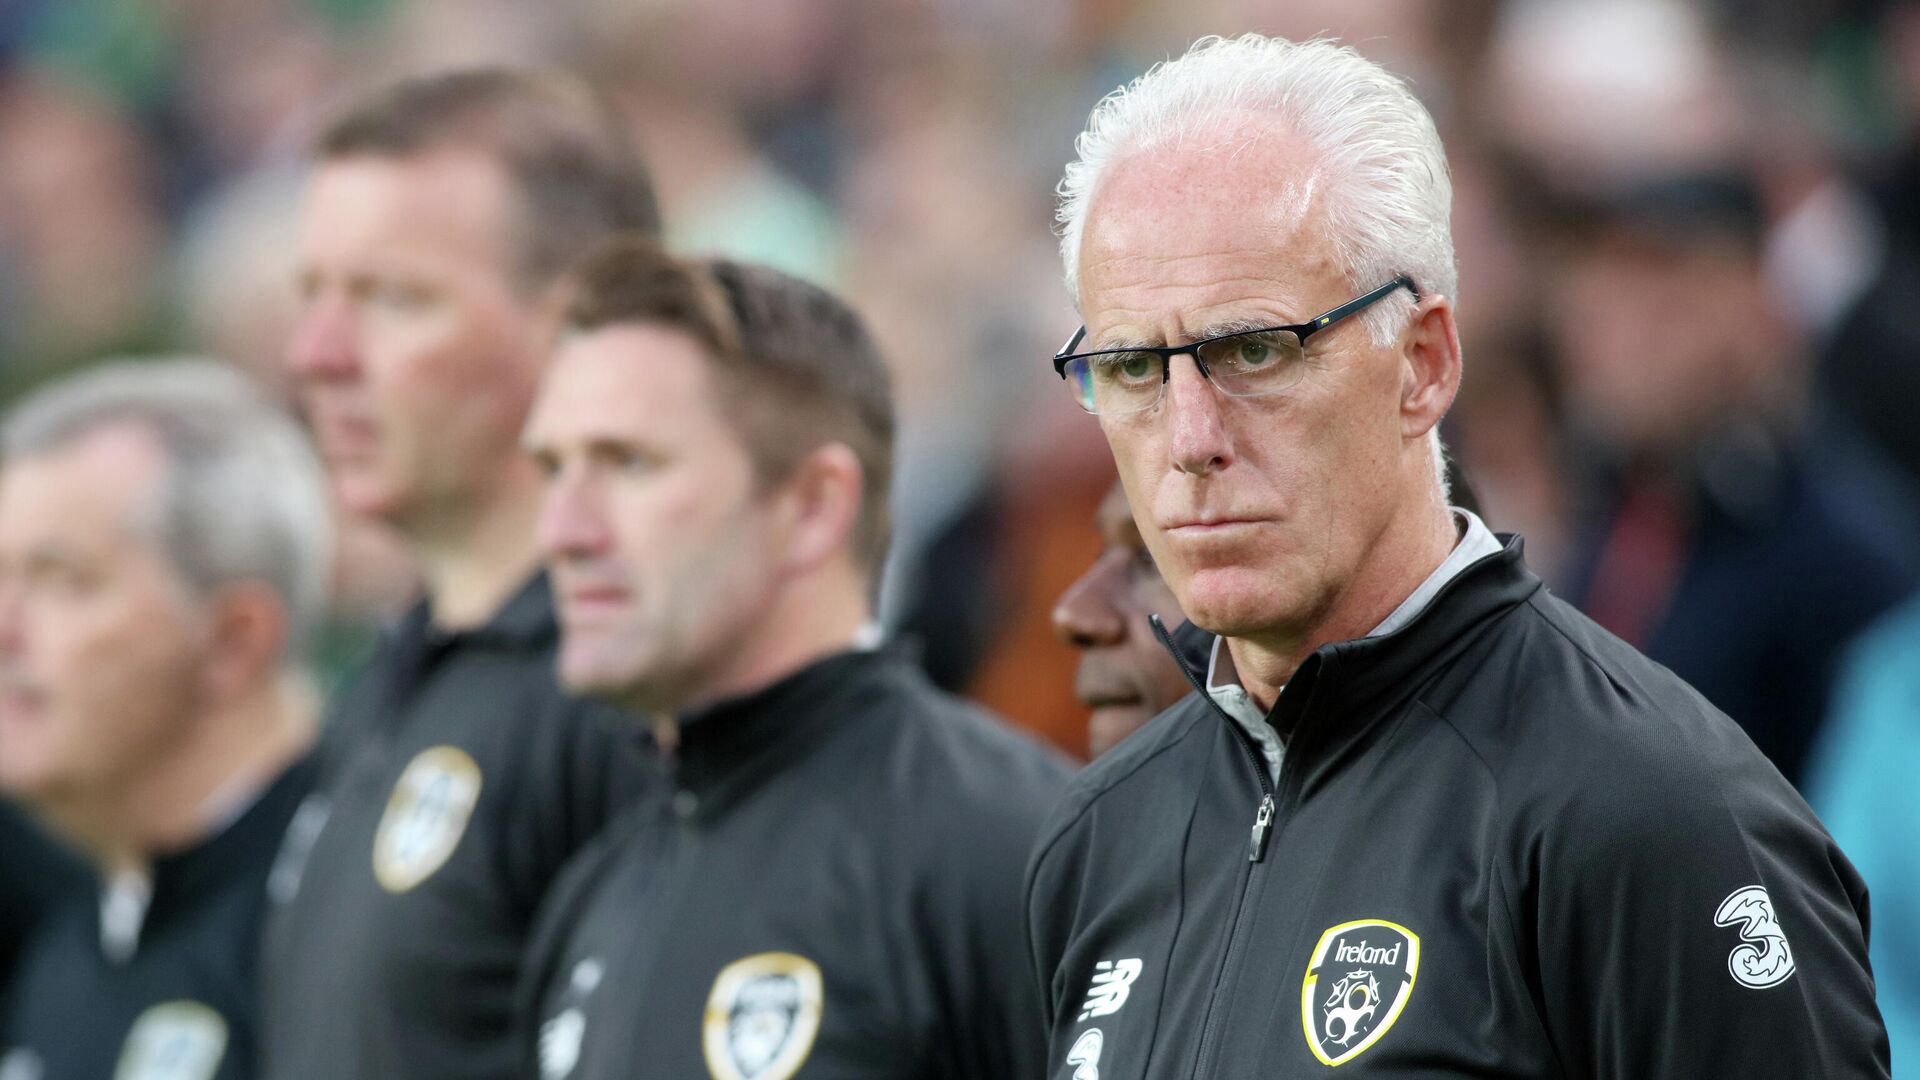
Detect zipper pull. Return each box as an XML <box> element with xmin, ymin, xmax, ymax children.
<box><xmin>1248</xmin><ymin>794</ymin><xmax>1275</xmax><ymax>863</ymax></box>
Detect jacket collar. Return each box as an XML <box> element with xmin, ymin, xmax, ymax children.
<box><xmin>665</xmin><ymin>645</ymin><xmax>898</xmax><ymax>813</ymax></box>
<box><xmin>1156</xmin><ymin>536</ymin><xmax>1541</xmax><ymax>798</ymax></box>
<box><xmin>105</xmin><ymin>753</ymin><xmax>317</xmax><ymax>957</ymax></box>
<box><xmin>1272</xmin><ymin>536</ymin><xmax>1539</xmax><ymax>796</ymax></box>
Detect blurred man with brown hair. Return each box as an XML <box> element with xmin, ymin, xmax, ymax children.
<box><xmin>517</xmin><ymin>238</ymin><xmax>1066</xmax><ymax>1080</ymax></box>
<box><xmin>0</xmin><ymin>360</ymin><xmax>329</xmax><ymax>1080</ymax></box>
<box><xmin>261</xmin><ymin>69</ymin><xmax>660</xmax><ymax>1080</ymax></box>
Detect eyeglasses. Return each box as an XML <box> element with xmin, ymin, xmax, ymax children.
<box><xmin>1051</xmin><ymin>275</ymin><xmax>1417</xmax><ymax>416</ymax></box>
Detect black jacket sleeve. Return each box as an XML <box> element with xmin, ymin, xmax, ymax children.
<box><xmin>1529</xmin><ymin>740</ymin><xmax>1889</xmax><ymax>1079</ymax></box>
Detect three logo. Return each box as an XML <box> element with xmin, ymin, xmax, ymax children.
<box><xmin>1065</xmin><ymin>1028</ymin><xmax>1104</xmax><ymax>1080</ymax></box>
<box><xmin>1715</xmin><ymin>885</ymin><xmax>1796</xmax><ymax>989</ymax></box>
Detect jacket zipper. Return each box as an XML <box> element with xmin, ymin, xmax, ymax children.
<box><xmin>1150</xmin><ymin>615</ymin><xmax>1277</xmax><ymax>856</ymax></box>
<box><xmin>1150</xmin><ymin>615</ymin><xmax>1289</xmax><ymax>1079</ymax></box>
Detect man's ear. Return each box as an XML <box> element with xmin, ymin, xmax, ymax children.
<box><xmin>1399</xmin><ymin>293</ymin><xmax>1462</xmax><ymax>441</ymax></box>
<box><xmin>772</xmin><ymin>443</ymin><xmax>864</xmax><ymax>578</ymax></box>
<box><xmin>199</xmin><ymin>581</ymin><xmax>290</xmax><ymax>702</ymax></box>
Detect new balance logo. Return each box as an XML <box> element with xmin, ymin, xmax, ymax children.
<box><xmin>1078</xmin><ymin>959</ymin><xmax>1143</xmax><ymax>1020</ymax></box>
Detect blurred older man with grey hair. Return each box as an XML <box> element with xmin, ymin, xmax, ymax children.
<box><xmin>0</xmin><ymin>360</ymin><xmax>329</xmax><ymax>1080</ymax></box>
<box><xmin>1025</xmin><ymin>34</ymin><xmax>1888</xmax><ymax>1078</ymax></box>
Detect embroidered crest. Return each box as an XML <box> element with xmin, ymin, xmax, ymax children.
<box><xmin>1300</xmin><ymin>919</ymin><xmax>1420</xmax><ymax>1066</ymax></box>
<box><xmin>113</xmin><ymin>1001</ymin><xmax>227</xmax><ymax>1080</ymax></box>
<box><xmin>702</xmin><ymin>952</ymin><xmax>823</xmax><ymax>1080</ymax></box>
<box><xmin>373</xmin><ymin>746</ymin><xmax>483</xmax><ymax>893</ymax></box>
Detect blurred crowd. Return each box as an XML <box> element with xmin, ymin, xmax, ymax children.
<box><xmin>0</xmin><ymin>0</ymin><xmax>1917</xmax><ymax>1065</ymax></box>
<box><xmin>1</xmin><ymin>0</ymin><xmax>1918</xmax><ymax>756</ymax></box>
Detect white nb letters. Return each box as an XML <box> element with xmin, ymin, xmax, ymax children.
<box><xmin>1077</xmin><ymin>958</ymin><xmax>1143</xmax><ymax>1021</ymax></box>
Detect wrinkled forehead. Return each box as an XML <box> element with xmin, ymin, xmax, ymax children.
<box><xmin>1075</xmin><ymin>129</ymin><xmax>1339</xmax><ymax>327</ymax></box>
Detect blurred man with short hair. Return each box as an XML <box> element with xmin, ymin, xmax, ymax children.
<box><xmin>262</xmin><ymin>69</ymin><xmax>660</xmax><ymax>1080</ymax></box>
<box><xmin>1549</xmin><ymin>171</ymin><xmax>1919</xmax><ymax>785</ymax></box>
<box><xmin>0</xmin><ymin>360</ymin><xmax>328</xmax><ymax>1080</ymax></box>
<box><xmin>518</xmin><ymin>239</ymin><xmax>1066</xmax><ymax>1080</ymax></box>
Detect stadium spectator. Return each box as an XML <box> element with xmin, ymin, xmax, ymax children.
<box><xmin>1053</xmin><ymin>478</ymin><xmax>1204</xmax><ymax>757</ymax></box>
<box><xmin>1548</xmin><ymin>170</ymin><xmax>1919</xmax><ymax>785</ymax></box>
<box><xmin>260</xmin><ymin>70</ymin><xmax>658</xmax><ymax>1080</ymax></box>
<box><xmin>0</xmin><ymin>360</ymin><xmax>328</xmax><ymax>1080</ymax></box>
<box><xmin>517</xmin><ymin>239</ymin><xmax>1067</xmax><ymax>1079</ymax></box>
<box><xmin>1026</xmin><ymin>34</ymin><xmax>1888</xmax><ymax>1077</ymax></box>
<box><xmin>1805</xmin><ymin>597</ymin><xmax>1920</xmax><ymax>1075</ymax></box>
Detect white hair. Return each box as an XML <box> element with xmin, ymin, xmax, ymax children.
<box><xmin>1057</xmin><ymin>33</ymin><xmax>1457</xmax><ymax>494</ymax></box>
<box><xmin>2</xmin><ymin>360</ymin><xmax>334</xmax><ymax>663</ymax></box>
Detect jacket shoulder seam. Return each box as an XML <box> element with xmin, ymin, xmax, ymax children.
<box><xmin>1027</xmin><ymin>701</ymin><xmax>1211</xmax><ymax>875</ymax></box>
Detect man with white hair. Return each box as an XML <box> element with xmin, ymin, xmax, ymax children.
<box><xmin>0</xmin><ymin>360</ymin><xmax>329</xmax><ymax>1080</ymax></box>
<box><xmin>1025</xmin><ymin>35</ymin><xmax>1888</xmax><ymax>1077</ymax></box>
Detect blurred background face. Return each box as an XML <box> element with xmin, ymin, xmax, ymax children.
<box><xmin>0</xmin><ymin>426</ymin><xmax>207</xmax><ymax>814</ymax></box>
<box><xmin>1054</xmin><ymin>481</ymin><xmax>1192</xmax><ymax>756</ymax></box>
<box><xmin>1551</xmin><ymin>225</ymin><xmax>1772</xmax><ymax>453</ymax></box>
<box><xmin>528</xmin><ymin>325</ymin><xmax>787</xmax><ymax>710</ymax></box>
<box><xmin>1077</xmin><ymin>135</ymin><xmax>1417</xmax><ymax>641</ymax></box>
<box><xmin>285</xmin><ymin>148</ymin><xmax>548</xmax><ymax>530</ymax></box>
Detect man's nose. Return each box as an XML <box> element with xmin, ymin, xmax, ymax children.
<box><xmin>0</xmin><ymin>582</ymin><xmax>26</xmax><ymax>658</ymax></box>
<box><xmin>1053</xmin><ymin>553</ymin><xmax>1130</xmax><ymax>648</ymax></box>
<box><xmin>535</xmin><ymin>472</ymin><xmax>612</xmax><ymax>562</ymax></box>
<box><xmin>1163</xmin><ymin>355</ymin><xmax>1231</xmax><ymax>476</ymax></box>
<box><xmin>285</xmin><ymin>296</ymin><xmax>360</xmax><ymax>381</ymax></box>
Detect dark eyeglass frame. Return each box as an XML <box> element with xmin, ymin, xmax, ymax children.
<box><xmin>1051</xmin><ymin>274</ymin><xmax>1418</xmax><ymax>383</ymax></box>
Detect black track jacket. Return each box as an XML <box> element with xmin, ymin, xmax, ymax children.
<box><xmin>522</xmin><ymin>646</ymin><xmax>1069</xmax><ymax>1080</ymax></box>
<box><xmin>1026</xmin><ymin>537</ymin><xmax>1889</xmax><ymax>1078</ymax></box>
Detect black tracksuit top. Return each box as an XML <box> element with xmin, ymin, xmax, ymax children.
<box><xmin>1026</xmin><ymin>537</ymin><xmax>1889</xmax><ymax>1079</ymax></box>
<box><xmin>521</xmin><ymin>646</ymin><xmax>1071</xmax><ymax>1080</ymax></box>
<box><xmin>1</xmin><ymin>756</ymin><xmax>315</xmax><ymax>1080</ymax></box>
<box><xmin>261</xmin><ymin>575</ymin><xmax>646</xmax><ymax>1080</ymax></box>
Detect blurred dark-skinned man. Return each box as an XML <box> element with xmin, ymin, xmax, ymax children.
<box><xmin>1053</xmin><ymin>479</ymin><xmax>1202</xmax><ymax>757</ymax></box>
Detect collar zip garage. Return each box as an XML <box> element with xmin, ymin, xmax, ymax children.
<box><xmin>1151</xmin><ymin>615</ymin><xmax>1277</xmax><ymax>862</ymax></box>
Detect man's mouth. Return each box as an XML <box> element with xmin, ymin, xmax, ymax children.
<box><xmin>561</xmin><ymin>584</ymin><xmax>631</xmax><ymax>620</ymax></box>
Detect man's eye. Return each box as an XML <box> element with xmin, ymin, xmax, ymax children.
<box><xmin>1095</xmin><ymin>352</ymin><xmax>1160</xmax><ymax>386</ymax></box>
<box><xmin>600</xmin><ymin>447</ymin><xmax>660</xmax><ymax>473</ymax></box>
<box><xmin>1203</xmin><ymin>331</ymin><xmax>1303</xmax><ymax>374</ymax></box>
<box><xmin>367</xmin><ymin>280</ymin><xmax>433</xmax><ymax>310</ymax></box>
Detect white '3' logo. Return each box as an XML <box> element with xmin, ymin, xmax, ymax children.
<box><xmin>1714</xmin><ymin>885</ymin><xmax>1796</xmax><ymax>989</ymax></box>
<box><xmin>1078</xmin><ymin>959</ymin><xmax>1143</xmax><ymax>1020</ymax></box>
<box><xmin>1065</xmin><ymin>1029</ymin><xmax>1103</xmax><ymax>1080</ymax></box>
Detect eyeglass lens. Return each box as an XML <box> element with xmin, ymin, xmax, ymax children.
<box><xmin>1064</xmin><ymin>327</ymin><xmax>1307</xmax><ymax>415</ymax></box>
